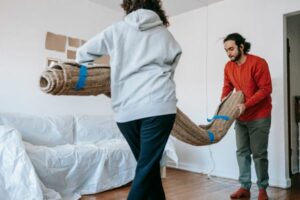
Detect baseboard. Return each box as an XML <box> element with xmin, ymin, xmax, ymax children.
<box><xmin>269</xmin><ymin>177</ymin><xmax>291</xmax><ymax>189</ymax></box>
<box><xmin>167</xmin><ymin>160</ymin><xmax>203</xmax><ymax>173</ymax></box>
<box><xmin>167</xmin><ymin>161</ymin><xmax>291</xmax><ymax>189</ymax></box>
<box><xmin>167</xmin><ymin>160</ymin><xmax>236</xmax><ymax>178</ymax></box>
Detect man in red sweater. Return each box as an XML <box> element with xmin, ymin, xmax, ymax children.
<box><xmin>221</xmin><ymin>33</ymin><xmax>272</xmax><ymax>200</ymax></box>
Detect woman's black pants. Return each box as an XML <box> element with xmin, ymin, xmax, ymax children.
<box><xmin>117</xmin><ymin>114</ymin><xmax>176</xmax><ymax>200</ymax></box>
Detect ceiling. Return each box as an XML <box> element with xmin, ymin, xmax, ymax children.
<box><xmin>89</xmin><ymin>0</ymin><xmax>224</xmax><ymax>16</ymax></box>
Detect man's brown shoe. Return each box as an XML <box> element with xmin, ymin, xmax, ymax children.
<box><xmin>230</xmin><ymin>187</ymin><xmax>251</xmax><ymax>199</ymax></box>
<box><xmin>258</xmin><ymin>189</ymin><xmax>268</xmax><ymax>200</ymax></box>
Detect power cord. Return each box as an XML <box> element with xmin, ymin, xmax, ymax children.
<box><xmin>203</xmin><ymin>7</ymin><xmax>238</xmax><ymax>188</ymax></box>
<box><xmin>206</xmin><ymin>145</ymin><xmax>239</xmax><ymax>187</ymax></box>
<box><xmin>207</xmin><ymin>145</ymin><xmax>215</xmax><ymax>179</ymax></box>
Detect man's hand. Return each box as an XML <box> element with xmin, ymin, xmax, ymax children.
<box><xmin>237</xmin><ymin>104</ymin><xmax>246</xmax><ymax>116</ymax></box>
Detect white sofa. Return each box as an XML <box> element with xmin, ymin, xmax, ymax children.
<box><xmin>0</xmin><ymin>113</ymin><xmax>178</xmax><ymax>200</ymax></box>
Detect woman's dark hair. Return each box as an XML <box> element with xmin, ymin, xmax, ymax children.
<box><xmin>223</xmin><ymin>33</ymin><xmax>251</xmax><ymax>54</ymax></box>
<box><xmin>121</xmin><ymin>0</ymin><xmax>169</xmax><ymax>27</ymax></box>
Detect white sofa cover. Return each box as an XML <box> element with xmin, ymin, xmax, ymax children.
<box><xmin>0</xmin><ymin>113</ymin><xmax>178</xmax><ymax>200</ymax></box>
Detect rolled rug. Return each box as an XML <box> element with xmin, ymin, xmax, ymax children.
<box><xmin>40</xmin><ymin>62</ymin><xmax>111</xmax><ymax>97</ymax></box>
<box><xmin>39</xmin><ymin>62</ymin><xmax>244</xmax><ymax>146</ymax></box>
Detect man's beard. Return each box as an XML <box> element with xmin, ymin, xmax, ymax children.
<box><xmin>230</xmin><ymin>49</ymin><xmax>242</xmax><ymax>62</ymax></box>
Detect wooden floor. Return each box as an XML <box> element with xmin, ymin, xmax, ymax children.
<box><xmin>81</xmin><ymin>168</ymin><xmax>300</xmax><ymax>200</ymax></box>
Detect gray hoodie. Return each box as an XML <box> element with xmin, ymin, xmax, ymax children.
<box><xmin>76</xmin><ymin>9</ymin><xmax>182</xmax><ymax>122</ymax></box>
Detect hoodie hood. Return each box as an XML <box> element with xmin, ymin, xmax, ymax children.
<box><xmin>124</xmin><ymin>9</ymin><xmax>163</xmax><ymax>31</ymax></box>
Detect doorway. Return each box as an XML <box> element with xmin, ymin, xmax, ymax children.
<box><xmin>285</xmin><ymin>12</ymin><xmax>300</xmax><ymax>185</ymax></box>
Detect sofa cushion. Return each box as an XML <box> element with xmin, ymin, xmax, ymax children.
<box><xmin>0</xmin><ymin>112</ymin><xmax>74</xmax><ymax>146</ymax></box>
<box><xmin>74</xmin><ymin>115</ymin><xmax>123</xmax><ymax>144</ymax></box>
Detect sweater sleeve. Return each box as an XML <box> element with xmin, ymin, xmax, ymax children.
<box><xmin>76</xmin><ymin>31</ymin><xmax>109</xmax><ymax>64</ymax></box>
<box><xmin>244</xmin><ymin>59</ymin><xmax>272</xmax><ymax>108</ymax></box>
<box><xmin>221</xmin><ymin>65</ymin><xmax>234</xmax><ymax>100</ymax></box>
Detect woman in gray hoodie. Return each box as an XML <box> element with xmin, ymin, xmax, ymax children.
<box><xmin>76</xmin><ymin>0</ymin><xmax>182</xmax><ymax>199</ymax></box>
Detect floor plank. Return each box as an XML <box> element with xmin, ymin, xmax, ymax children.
<box><xmin>81</xmin><ymin>168</ymin><xmax>300</xmax><ymax>200</ymax></box>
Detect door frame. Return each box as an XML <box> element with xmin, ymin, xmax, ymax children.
<box><xmin>283</xmin><ymin>10</ymin><xmax>300</xmax><ymax>186</ymax></box>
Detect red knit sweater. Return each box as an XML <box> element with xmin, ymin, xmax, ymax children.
<box><xmin>221</xmin><ymin>54</ymin><xmax>272</xmax><ymax>121</ymax></box>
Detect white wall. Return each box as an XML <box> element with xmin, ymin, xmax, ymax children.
<box><xmin>0</xmin><ymin>0</ymin><xmax>122</xmax><ymax>116</ymax></box>
<box><xmin>287</xmin><ymin>14</ymin><xmax>300</xmax><ymax>174</ymax></box>
<box><xmin>169</xmin><ymin>0</ymin><xmax>300</xmax><ymax>188</ymax></box>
